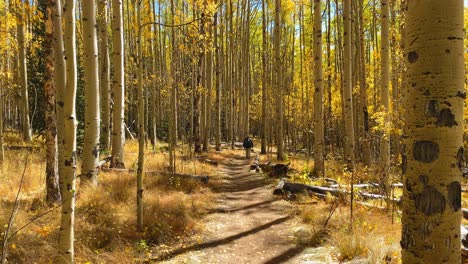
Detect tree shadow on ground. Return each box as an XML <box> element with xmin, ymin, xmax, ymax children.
<box><xmin>207</xmin><ymin>199</ymin><xmax>276</xmax><ymax>214</ymax></box>
<box><xmin>150</xmin><ymin>216</ymin><xmax>292</xmax><ymax>262</ymax></box>
<box><xmin>262</xmin><ymin>245</ymin><xmax>308</xmax><ymax>264</ymax></box>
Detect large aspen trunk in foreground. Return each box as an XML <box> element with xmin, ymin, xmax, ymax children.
<box><xmin>313</xmin><ymin>0</ymin><xmax>324</xmax><ymax>177</ymax></box>
<box><xmin>59</xmin><ymin>0</ymin><xmax>78</xmax><ymax>262</ymax></box>
<box><xmin>401</xmin><ymin>0</ymin><xmax>463</xmax><ymax>262</ymax></box>
<box><xmin>16</xmin><ymin>2</ymin><xmax>31</xmax><ymax>142</ymax></box>
<box><xmin>44</xmin><ymin>0</ymin><xmax>60</xmax><ymax>205</ymax></box>
<box><xmin>81</xmin><ymin>0</ymin><xmax>101</xmax><ymax>185</ymax></box>
<box><xmin>111</xmin><ymin>0</ymin><xmax>125</xmax><ymax>168</ymax></box>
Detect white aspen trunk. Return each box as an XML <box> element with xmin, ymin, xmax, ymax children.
<box><xmin>274</xmin><ymin>0</ymin><xmax>284</xmax><ymax>161</ymax></box>
<box><xmin>111</xmin><ymin>0</ymin><xmax>125</xmax><ymax>168</ymax></box>
<box><xmin>261</xmin><ymin>0</ymin><xmax>267</xmax><ymax>155</ymax></box>
<box><xmin>401</xmin><ymin>0</ymin><xmax>463</xmax><ymax>262</ymax></box>
<box><xmin>136</xmin><ymin>1</ymin><xmax>144</xmax><ymax>231</ymax></box>
<box><xmin>16</xmin><ymin>2</ymin><xmax>31</xmax><ymax>142</ymax></box>
<box><xmin>98</xmin><ymin>0</ymin><xmax>111</xmax><ymax>151</ymax></box>
<box><xmin>52</xmin><ymin>0</ymin><xmax>66</xmax><ymax>198</ymax></box>
<box><xmin>343</xmin><ymin>0</ymin><xmax>355</xmax><ymax>168</ymax></box>
<box><xmin>58</xmin><ymin>0</ymin><xmax>78</xmax><ymax>262</ymax></box>
<box><xmin>214</xmin><ymin>5</ymin><xmax>221</xmax><ymax>151</ymax></box>
<box><xmin>44</xmin><ymin>0</ymin><xmax>60</xmax><ymax>205</ymax></box>
<box><xmin>380</xmin><ymin>0</ymin><xmax>390</xmax><ymax>182</ymax></box>
<box><xmin>313</xmin><ymin>0</ymin><xmax>324</xmax><ymax>178</ymax></box>
<box><xmin>81</xmin><ymin>0</ymin><xmax>100</xmax><ymax>185</ymax></box>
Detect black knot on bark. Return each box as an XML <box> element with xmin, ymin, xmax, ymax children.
<box><xmin>414</xmin><ymin>185</ymin><xmax>446</xmax><ymax>216</ymax></box>
<box><xmin>408</xmin><ymin>51</ymin><xmax>418</xmax><ymax>63</ymax></box>
<box><xmin>413</xmin><ymin>141</ymin><xmax>439</xmax><ymax>163</ymax></box>
<box><xmin>436</xmin><ymin>108</ymin><xmax>457</xmax><ymax>127</ymax></box>
<box><xmin>447</xmin><ymin>181</ymin><xmax>461</xmax><ymax>212</ymax></box>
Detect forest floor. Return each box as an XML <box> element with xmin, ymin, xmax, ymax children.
<box><xmin>148</xmin><ymin>151</ymin><xmax>358</xmax><ymax>264</ymax></box>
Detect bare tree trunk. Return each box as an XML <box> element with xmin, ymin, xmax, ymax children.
<box><xmin>111</xmin><ymin>0</ymin><xmax>125</xmax><ymax>168</ymax></box>
<box><xmin>261</xmin><ymin>0</ymin><xmax>268</xmax><ymax>155</ymax></box>
<box><xmin>53</xmin><ymin>0</ymin><xmax>66</xmax><ymax>198</ymax></box>
<box><xmin>343</xmin><ymin>0</ymin><xmax>355</xmax><ymax>168</ymax></box>
<box><xmin>44</xmin><ymin>0</ymin><xmax>60</xmax><ymax>205</ymax></box>
<box><xmin>81</xmin><ymin>0</ymin><xmax>101</xmax><ymax>185</ymax></box>
<box><xmin>313</xmin><ymin>0</ymin><xmax>324</xmax><ymax>177</ymax></box>
<box><xmin>380</xmin><ymin>0</ymin><xmax>390</xmax><ymax>185</ymax></box>
<box><xmin>16</xmin><ymin>2</ymin><xmax>31</xmax><ymax>142</ymax></box>
<box><xmin>136</xmin><ymin>1</ymin><xmax>144</xmax><ymax>231</ymax></box>
<box><xmin>58</xmin><ymin>0</ymin><xmax>78</xmax><ymax>261</ymax></box>
<box><xmin>98</xmin><ymin>0</ymin><xmax>111</xmax><ymax>151</ymax></box>
<box><xmin>214</xmin><ymin>4</ymin><xmax>221</xmax><ymax>151</ymax></box>
<box><xmin>401</xmin><ymin>1</ymin><xmax>463</xmax><ymax>262</ymax></box>
<box><xmin>274</xmin><ymin>0</ymin><xmax>284</xmax><ymax>161</ymax></box>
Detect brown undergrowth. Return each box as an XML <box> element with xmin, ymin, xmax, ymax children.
<box><xmin>0</xmin><ymin>137</ymin><xmax>215</xmax><ymax>263</ymax></box>
<box><xmin>290</xmin><ymin>194</ymin><xmax>401</xmax><ymax>263</ymax></box>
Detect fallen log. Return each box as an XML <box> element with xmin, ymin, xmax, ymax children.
<box><xmin>328</xmin><ymin>182</ymin><xmax>403</xmax><ymax>189</ymax></box>
<box><xmin>199</xmin><ymin>159</ymin><xmax>218</xmax><ymax>166</ymax></box>
<box><xmin>98</xmin><ymin>155</ymin><xmax>113</xmax><ymax>168</ymax></box>
<box><xmin>4</xmin><ymin>145</ymin><xmax>38</xmax><ymax>151</ymax></box>
<box><xmin>260</xmin><ymin>162</ymin><xmax>290</xmax><ymax>177</ymax></box>
<box><xmin>273</xmin><ymin>179</ymin><xmax>344</xmax><ymax>197</ymax></box>
<box><xmin>274</xmin><ymin>180</ymin><xmax>401</xmax><ymax>205</ymax></box>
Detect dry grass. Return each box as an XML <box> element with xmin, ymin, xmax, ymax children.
<box><xmin>0</xmin><ymin>138</ymin><xmax>214</xmax><ymax>263</ymax></box>
<box><xmin>295</xmin><ymin>195</ymin><xmax>401</xmax><ymax>263</ymax></box>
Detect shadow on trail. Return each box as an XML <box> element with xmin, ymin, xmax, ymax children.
<box><xmin>207</xmin><ymin>199</ymin><xmax>276</xmax><ymax>214</ymax></box>
<box><xmin>151</xmin><ymin>216</ymin><xmax>292</xmax><ymax>262</ymax></box>
<box><xmin>262</xmin><ymin>245</ymin><xmax>307</xmax><ymax>264</ymax></box>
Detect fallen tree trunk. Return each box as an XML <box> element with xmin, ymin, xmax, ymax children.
<box><xmin>199</xmin><ymin>159</ymin><xmax>218</xmax><ymax>166</ymax></box>
<box><xmin>328</xmin><ymin>182</ymin><xmax>403</xmax><ymax>189</ymax></box>
<box><xmin>98</xmin><ymin>155</ymin><xmax>113</xmax><ymax>168</ymax></box>
<box><xmin>273</xmin><ymin>179</ymin><xmax>344</xmax><ymax>197</ymax></box>
<box><xmin>274</xmin><ymin>180</ymin><xmax>400</xmax><ymax>205</ymax></box>
<box><xmin>4</xmin><ymin>145</ymin><xmax>38</xmax><ymax>151</ymax></box>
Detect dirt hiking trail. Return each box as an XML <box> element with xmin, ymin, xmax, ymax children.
<box><xmin>153</xmin><ymin>151</ymin><xmax>334</xmax><ymax>264</ymax></box>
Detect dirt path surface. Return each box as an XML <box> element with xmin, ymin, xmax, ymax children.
<box><xmin>153</xmin><ymin>152</ymin><xmax>333</xmax><ymax>264</ymax></box>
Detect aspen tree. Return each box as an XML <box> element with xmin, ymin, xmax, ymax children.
<box><xmin>358</xmin><ymin>0</ymin><xmax>370</xmax><ymax>166</ymax></box>
<box><xmin>98</xmin><ymin>0</ymin><xmax>111</xmax><ymax>150</ymax></box>
<box><xmin>136</xmin><ymin>0</ymin><xmax>144</xmax><ymax>231</ymax></box>
<box><xmin>313</xmin><ymin>0</ymin><xmax>324</xmax><ymax>177</ymax></box>
<box><xmin>44</xmin><ymin>0</ymin><xmax>60</xmax><ymax>204</ymax></box>
<box><xmin>214</xmin><ymin>3</ymin><xmax>221</xmax><ymax>152</ymax></box>
<box><xmin>58</xmin><ymin>0</ymin><xmax>78</xmax><ymax>261</ymax></box>
<box><xmin>380</xmin><ymin>0</ymin><xmax>390</xmax><ymax>181</ymax></box>
<box><xmin>343</xmin><ymin>0</ymin><xmax>355</xmax><ymax>168</ymax></box>
<box><xmin>111</xmin><ymin>0</ymin><xmax>125</xmax><ymax>168</ymax></box>
<box><xmin>81</xmin><ymin>0</ymin><xmax>101</xmax><ymax>185</ymax></box>
<box><xmin>52</xmin><ymin>0</ymin><xmax>66</xmax><ymax>198</ymax></box>
<box><xmin>274</xmin><ymin>0</ymin><xmax>284</xmax><ymax>161</ymax></box>
<box><xmin>401</xmin><ymin>0</ymin><xmax>463</xmax><ymax>262</ymax></box>
<box><xmin>16</xmin><ymin>1</ymin><xmax>31</xmax><ymax>142</ymax></box>
<box><xmin>260</xmin><ymin>0</ymin><xmax>267</xmax><ymax>155</ymax></box>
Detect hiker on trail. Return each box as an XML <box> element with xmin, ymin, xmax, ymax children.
<box><xmin>243</xmin><ymin>136</ymin><xmax>254</xmax><ymax>159</ymax></box>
